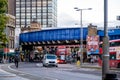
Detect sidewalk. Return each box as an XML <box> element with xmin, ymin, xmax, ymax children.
<box><xmin>81</xmin><ymin>62</ymin><xmax>101</xmax><ymax>69</ymax></box>
<box><xmin>52</xmin><ymin>62</ymin><xmax>101</xmax><ymax>70</ymax></box>
<box><xmin>0</xmin><ymin>64</ymin><xmax>29</xmax><ymax>80</ymax></box>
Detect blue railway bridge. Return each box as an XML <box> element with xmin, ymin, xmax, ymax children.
<box><xmin>20</xmin><ymin>27</ymin><xmax>120</xmax><ymax>50</ymax></box>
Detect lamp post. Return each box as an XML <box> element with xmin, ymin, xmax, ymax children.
<box><xmin>74</xmin><ymin>7</ymin><xmax>92</xmax><ymax>65</ymax></box>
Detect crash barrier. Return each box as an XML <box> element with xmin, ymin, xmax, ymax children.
<box><xmin>104</xmin><ymin>73</ymin><xmax>118</xmax><ymax>80</ymax></box>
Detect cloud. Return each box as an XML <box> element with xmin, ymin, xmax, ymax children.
<box><xmin>58</xmin><ymin>13</ymin><xmax>78</xmax><ymax>27</ymax></box>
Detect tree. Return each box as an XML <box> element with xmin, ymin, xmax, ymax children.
<box><xmin>0</xmin><ymin>0</ymin><xmax>8</xmax><ymax>48</ymax></box>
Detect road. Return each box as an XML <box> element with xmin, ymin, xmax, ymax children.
<box><xmin>1</xmin><ymin>62</ymin><xmax>101</xmax><ymax>80</ymax></box>
<box><xmin>1</xmin><ymin>62</ymin><xmax>120</xmax><ymax>80</ymax></box>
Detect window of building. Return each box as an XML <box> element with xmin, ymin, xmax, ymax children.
<box><xmin>21</xmin><ymin>8</ymin><xmax>25</xmax><ymax>11</ymax></box>
<box><xmin>26</xmin><ymin>14</ymin><xmax>31</xmax><ymax>18</ymax></box>
<box><xmin>16</xmin><ymin>8</ymin><xmax>20</xmax><ymax>11</ymax></box>
<box><xmin>48</xmin><ymin>9</ymin><xmax>52</xmax><ymax>12</ymax></box>
<box><xmin>37</xmin><ymin>2</ymin><xmax>41</xmax><ymax>6</ymax></box>
<box><xmin>26</xmin><ymin>2</ymin><xmax>30</xmax><ymax>5</ymax></box>
<box><xmin>42</xmin><ymin>25</ymin><xmax>47</xmax><ymax>28</ymax></box>
<box><xmin>32</xmin><ymin>2</ymin><xmax>36</xmax><ymax>6</ymax></box>
<box><xmin>16</xmin><ymin>2</ymin><xmax>20</xmax><ymax>5</ymax></box>
<box><xmin>43</xmin><ymin>9</ymin><xmax>47</xmax><ymax>12</ymax></box>
<box><xmin>21</xmin><ymin>2</ymin><xmax>25</xmax><ymax>5</ymax></box>
<box><xmin>16</xmin><ymin>0</ymin><xmax>20</xmax><ymax>1</ymax></box>
<box><xmin>16</xmin><ymin>10</ymin><xmax>20</xmax><ymax>13</ymax></box>
<box><xmin>48</xmin><ymin>3</ymin><xmax>52</xmax><ymax>6</ymax></box>
<box><xmin>43</xmin><ymin>2</ymin><xmax>47</xmax><ymax>7</ymax></box>
<box><xmin>32</xmin><ymin>9</ymin><xmax>36</xmax><ymax>12</ymax></box>
<box><xmin>37</xmin><ymin>19</ymin><xmax>41</xmax><ymax>22</ymax></box>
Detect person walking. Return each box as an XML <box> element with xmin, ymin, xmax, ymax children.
<box><xmin>14</xmin><ymin>49</ymin><xmax>19</xmax><ymax>68</ymax></box>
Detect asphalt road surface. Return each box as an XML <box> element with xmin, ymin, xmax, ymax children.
<box><xmin>1</xmin><ymin>62</ymin><xmax>120</xmax><ymax>80</ymax></box>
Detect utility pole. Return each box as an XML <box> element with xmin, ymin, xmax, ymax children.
<box><xmin>102</xmin><ymin>0</ymin><xmax>109</xmax><ymax>80</ymax></box>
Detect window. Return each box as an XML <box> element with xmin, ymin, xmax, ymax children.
<box><xmin>43</xmin><ymin>9</ymin><xmax>47</xmax><ymax>12</ymax></box>
<box><xmin>32</xmin><ymin>9</ymin><xmax>36</xmax><ymax>12</ymax></box>
<box><xmin>110</xmin><ymin>41</ymin><xmax>120</xmax><ymax>47</ymax></box>
<box><xmin>37</xmin><ymin>19</ymin><xmax>41</xmax><ymax>22</ymax></box>
<box><xmin>48</xmin><ymin>9</ymin><xmax>52</xmax><ymax>12</ymax></box>
<box><xmin>43</xmin><ymin>2</ymin><xmax>47</xmax><ymax>6</ymax></box>
<box><xmin>27</xmin><ymin>10</ymin><xmax>30</xmax><ymax>12</ymax></box>
<box><xmin>110</xmin><ymin>53</ymin><xmax>116</xmax><ymax>60</ymax></box>
<box><xmin>16</xmin><ymin>5</ymin><xmax>20</xmax><ymax>8</ymax></box>
<box><xmin>48</xmin><ymin>1</ymin><xmax>52</xmax><ymax>6</ymax></box>
<box><xmin>26</xmin><ymin>2</ymin><xmax>30</xmax><ymax>5</ymax></box>
<box><xmin>16</xmin><ymin>0</ymin><xmax>20</xmax><ymax>1</ymax></box>
<box><xmin>48</xmin><ymin>15</ymin><xmax>52</xmax><ymax>18</ymax></box>
<box><xmin>32</xmin><ymin>2</ymin><xmax>36</xmax><ymax>6</ymax></box>
<box><xmin>21</xmin><ymin>13</ymin><xmax>25</xmax><ymax>16</ymax></box>
<box><xmin>42</xmin><ymin>25</ymin><xmax>47</xmax><ymax>28</ymax></box>
<box><xmin>47</xmin><ymin>55</ymin><xmax>56</xmax><ymax>59</ymax></box>
<box><xmin>21</xmin><ymin>19</ymin><xmax>25</xmax><ymax>22</ymax></box>
<box><xmin>21</xmin><ymin>2</ymin><xmax>25</xmax><ymax>4</ymax></box>
<box><xmin>16</xmin><ymin>8</ymin><xmax>20</xmax><ymax>11</ymax></box>
<box><xmin>16</xmin><ymin>15</ymin><xmax>20</xmax><ymax>18</ymax></box>
<box><xmin>16</xmin><ymin>10</ymin><xmax>20</xmax><ymax>13</ymax></box>
<box><xmin>26</xmin><ymin>7</ymin><xmax>30</xmax><ymax>10</ymax></box>
<box><xmin>37</xmin><ymin>2</ymin><xmax>41</xmax><ymax>6</ymax></box>
<box><xmin>43</xmin><ymin>19</ymin><xmax>47</xmax><ymax>22</ymax></box>
<box><xmin>16</xmin><ymin>2</ymin><xmax>20</xmax><ymax>5</ymax></box>
<box><xmin>43</xmin><ymin>15</ymin><xmax>47</xmax><ymax>18</ymax></box>
<box><xmin>21</xmin><ymin>8</ymin><xmax>25</xmax><ymax>11</ymax></box>
<box><xmin>43</xmin><ymin>21</ymin><xmax>47</xmax><ymax>24</ymax></box>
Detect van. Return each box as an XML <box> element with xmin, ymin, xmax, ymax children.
<box><xmin>42</xmin><ymin>54</ymin><xmax>58</xmax><ymax>67</ymax></box>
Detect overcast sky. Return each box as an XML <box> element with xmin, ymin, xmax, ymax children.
<box><xmin>57</xmin><ymin>0</ymin><xmax>120</xmax><ymax>28</ymax></box>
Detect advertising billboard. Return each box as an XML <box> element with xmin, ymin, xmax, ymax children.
<box><xmin>86</xmin><ymin>35</ymin><xmax>99</xmax><ymax>55</ymax></box>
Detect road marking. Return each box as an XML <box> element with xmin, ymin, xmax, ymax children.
<box><xmin>0</xmin><ymin>65</ymin><xmax>16</xmax><ymax>77</ymax></box>
<box><xmin>8</xmin><ymin>65</ymin><xmax>58</xmax><ymax>80</ymax></box>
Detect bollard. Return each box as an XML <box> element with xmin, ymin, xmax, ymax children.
<box><xmin>76</xmin><ymin>60</ymin><xmax>80</xmax><ymax>68</ymax></box>
<box><xmin>104</xmin><ymin>73</ymin><xmax>118</xmax><ymax>80</ymax></box>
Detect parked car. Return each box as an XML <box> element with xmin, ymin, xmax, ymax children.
<box><xmin>42</xmin><ymin>54</ymin><xmax>58</xmax><ymax>67</ymax></box>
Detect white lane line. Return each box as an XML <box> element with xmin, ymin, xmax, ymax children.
<box><xmin>0</xmin><ymin>65</ymin><xmax>16</xmax><ymax>77</ymax></box>
<box><xmin>8</xmin><ymin>65</ymin><xmax>59</xmax><ymax>80</ymax></box>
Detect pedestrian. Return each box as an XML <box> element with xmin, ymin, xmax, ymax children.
<box><xmin>90</xmin><ymin>56</ymin><xmax>94</xmax><ymax>64</ymax></box>
<box><xmin>14</xmin><ymin>49</ymin><xmax>19</xmax><ymax>68</ymax></box>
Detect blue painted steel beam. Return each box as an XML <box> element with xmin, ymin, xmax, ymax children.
<box><xmin>20</xmin><ymin>28</ymin><xmax>120</xmax><ymax>43</ymax></box>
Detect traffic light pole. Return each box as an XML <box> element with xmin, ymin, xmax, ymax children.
<box><xmin>102</xmin><ymin>0</ymin><xmax>109</xmax><ymax>80</ymax></box>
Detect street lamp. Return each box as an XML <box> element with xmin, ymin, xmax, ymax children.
<box><xmin>74</xmin><ymin>7</ymin><xmax>92</xmax><ymax>65</ymax></box>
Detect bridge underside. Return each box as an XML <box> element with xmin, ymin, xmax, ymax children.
<box><xmin>21</xmin><ymin>40</ymin><xmax>86</xmax><ymax>50</ymax></box>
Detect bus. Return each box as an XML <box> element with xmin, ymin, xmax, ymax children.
<box><xmin>56</xmin><ymin>46</ymin><xmax>67</xmax><ymax>64</ymax></box>
<box><xmin>98</xmin><ymin>39</ymin><xmax>120</xmax><ymax>68</ymax></box>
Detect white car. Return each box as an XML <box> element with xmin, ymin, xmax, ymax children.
<box><xmin>42</xmin><ymin>54</ymin><xmax>58</xmax><ymax>67</ymax></box>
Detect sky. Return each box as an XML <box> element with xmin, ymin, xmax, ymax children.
<box><xmin>57</xmin><ymin>0</ymin><xmax>120</xmax><ymax>28</ymax></box>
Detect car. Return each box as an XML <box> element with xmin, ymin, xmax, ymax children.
<box><xmin>57</xmin><ymin>59</ymin><xmax>66</xmax><ymax>64</ymax></box>
<box><xmin>42</xmin><ymin>54</ymin><xmax>58</xmax><ymax>67</ymax></box>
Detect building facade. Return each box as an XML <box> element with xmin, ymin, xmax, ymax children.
<box><xmin>8</xmin><ymin>0</ymin><xmax>15</xmax><ymax>16</ymax></box>
<box><xmin>16</xmin><ymin>0</ymin><xmax>57</xmax><ymax>28</ymax></box>
<box><xmin>15</xmin><ymin>0</ymin><xmax>57</xmax><ymax>48</ymax></box>
<box><xmin>6</xmin><ymin>14</ymin><xmax>15</xmax><ymax>50</ymax></box>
